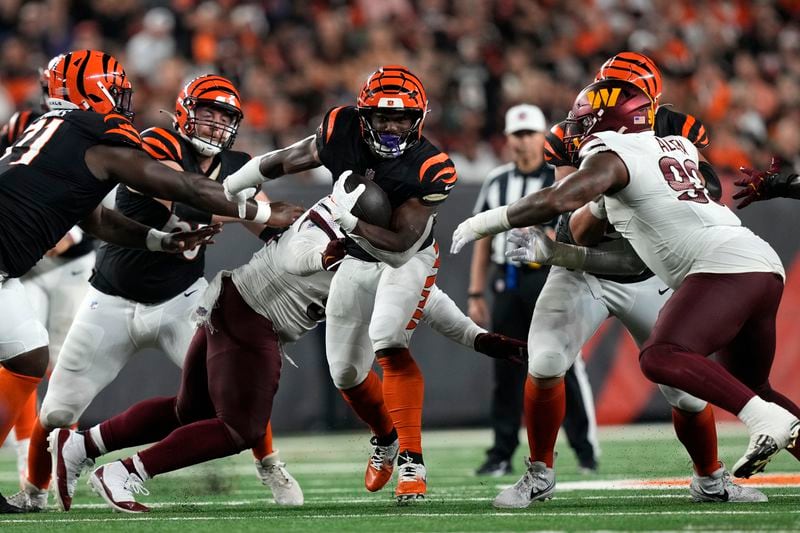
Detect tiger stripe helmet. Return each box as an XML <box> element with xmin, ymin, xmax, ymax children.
<box><xmin>174</xmin><ymin>74</ymin><xmax>243</xmax><ymax>157</ymax></box>
<box><xmin>595</xmin><ymin>51</ymin><xmax>663</xmax><ymax>105</ymax></box>
<box><xmin>357</xmin><ymin>65</ymin><xmax>428</xmax><ymax>158</ymax></box>
<box><xmin>47</xmin><ymin>50</ymin><xmax>133</xmax><ymax>118</ymax></box>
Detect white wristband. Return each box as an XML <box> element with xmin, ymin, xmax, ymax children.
<box><xmin>252</xmin><ymin>201</ymin><xmax>272</xmax><ymax>224</ymax></box>
<box><xmin>67</xmin><ymin>226</ymin><xmax>84</xmax><ymax>245</ymax></box>
<box><xmin>146</xmin><ymin>229</ymin><xmax>169</xmax><ymax>251</ymax></box>
<box><xmin>475</xmin><ymin>205</ymin><xmax>511</xmax><ymax>236</ymax></box>
<box><xmin>225</xmin><ymin>155</ymin><xmax>265</xmax><ymax>192</ymax></box>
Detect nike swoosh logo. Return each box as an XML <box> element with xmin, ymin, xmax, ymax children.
<box><xmin>184</xmin><ymin>289</ymin><xmax>198</xmax><ymax>298</ymax></box>
<box><xmin>658</xmin><ymin>288</ymin><xmax>669</xmax><ymax>295</ymax></box>
<box><xmin>444</xmin><ymin>183</ymin><xmax>456</xmax><ymax>191</ymax></box>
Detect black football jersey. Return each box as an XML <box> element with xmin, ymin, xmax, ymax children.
<box><xmin>90</xmin><ymin>127</ymin><xmax>250</xmax><ymax>303</ymax></box>
<box><xmin>316</xmin><ymin>106</ymin><xmax>457</xmax><ymax>261</ymax></box>
<box><xmin>0</xmin><ymin>110</ymin><xmax>141</xmax><ymax>278</ymax></box>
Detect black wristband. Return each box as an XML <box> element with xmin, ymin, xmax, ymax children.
<box><xmin>467</xmin><ymin>292</ymin><xmax>484</xmax><ymax>299</ymax></box>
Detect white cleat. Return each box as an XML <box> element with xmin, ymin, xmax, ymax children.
<box><xmin>255</xmin><ymin>451</ymin><xmax>304</xmax><ymax>506</ymax></box>
<box><xmin>690</xmin><ymin>465</ymin><xmax>767</xmax><ymax>503</ymax></box>
<box><xmin>88</xmin><ymin>461</ymin><xmax>150</xmax><ymax>513</ymax></box>
<box><xmin>6</xmin><ymin>481</ymin><xmax>48</xmax><ymax>512</ymax></box>
<box><xmin>493</xmin><ymin>458</ymin><xmax>555</xmax><ymax>509</ymax></box>
<box><xmin>734</xmin><ymin>403</ymin><xmax>800</xmax><ymax>478</ymax></box>
<box><xmin>49</xmin><ymin>428</ymin><xmax>95</xmax><ymax>511</ymax></box>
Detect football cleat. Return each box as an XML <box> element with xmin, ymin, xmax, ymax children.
<box><xmin>365</xmin><ymin>436</ymin><xmax>399</xmax><ymax>492</ymax></box>
<box><xmin>733</xmin><ymin>406</ymin><xmax>800</xmax><ymax>479</ymax></box>
<box><xmin>255</xmin><ymin>451</ymin><xmax>304</xmax><ymax>506</ymax></box>
<box><xmin>690</xmin><ymin>465</ymin><xmax>767</xmax><ymax>503</ymax></box>
<box><xmin>0</xmin><ymin>492</ymin><xmax>24</xmax><ymax>514</ymax></box>
<box><xmin>49</xmin><ymin>428</ymin><xmax>95</xmax><ymax>511</ymax></box>
<box><xmin>88</xmin><ymin>461</ymin><xmax>150</xmax><ymax>513</ymax></box>
<box><xmin>475</xmin><ymin>457</ymin><xmax>512</xmax><ymax>477</ymax></box>
<box><xmin>395</xmin><ymin>453</ymin><xmax>427</xmax><ymax>503</ymax></box>
<box><xmin>6</xmin><ymin>481</ymin><xmax>48</xmax><ymax>512</ymax></box>
<box><xmin>493</xmin><ymin>458</ymin><xmax>555</xmax><ymax>509</ymax></box>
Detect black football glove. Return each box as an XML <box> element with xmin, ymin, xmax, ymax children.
<box><xmin>321</xmin><ymin>238</ymin><xmax>347</xmax><ymax>271</ymax></box>
<box><xmin>474</xmin><ymin>332</ymin><xmax>528</xmax><ymax>366</ymax></box>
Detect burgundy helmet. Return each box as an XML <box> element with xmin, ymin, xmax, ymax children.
<box><xmin>563</xmin><ymin>79</ymin><xmax>655</xmax><ymax>163</ymax></box>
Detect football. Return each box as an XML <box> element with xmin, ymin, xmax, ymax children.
<box><xmin>343</xmin><ymin>172</ymin><xmax>392</xmax><ymax>229</ymax></box>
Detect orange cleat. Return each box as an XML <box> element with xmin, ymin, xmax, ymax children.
<box><xmin>365</xmin><ymin>436</ymin><xmax>398</xmax><ymax>492</ymax></box>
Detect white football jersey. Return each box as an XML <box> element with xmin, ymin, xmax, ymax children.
<box><xmin>232</xmin><ymin>201</ymin><xmax>338</xmax><ymax>342</ymax></box>
<box><xmin>579</xmin><ymin>131</ymin><xmax>784</xmax><ymax>288</ymax></box>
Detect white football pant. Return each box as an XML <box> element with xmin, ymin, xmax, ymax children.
<box><xmin>326</xmin><ymin>243</ymin><xmax>438</xmax><ymax>389</ymax></box>
<box><xmin>39</xmin><ymin>277</ymin><xmax>207</xmax><ymax>428</ymax></box>
<box><xmin>21</xmin><ymin>252</ymin><xmax>95</xmax><ymax>362</ymax></box>
<box><xmin>0</xmin><ymin>278</ymin><xmax>49</xmax><ymax>362</ymax></box>
<box><xmin>529</xmin><ymin>267</ymin><xmax>707</xmax><ymax>413</ymax></box>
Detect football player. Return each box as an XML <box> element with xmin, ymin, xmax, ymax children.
<box><xmin>478</xmin><ymin>52</ymin><xmax>763</xmax><ymax>506</ymax></box>
<box><xmin>222</xmin><ymin>65</ymin><xmax>457</xmax><ymax>501</ymax></box>
<box><xmin>452</xmin><ymin>78</ymin><xmax>800</xmax><ymax>508</ymax></box>
<box><xmin>0</xmin><ymin>49</ymin><xmax>302</xmax><ymax>513</ymax></box>
<box><xmin>49</xmin><ymin>195</ymin><xmax>527</xmax><ymax>513</ymax></box>
<box><xmin>10</xmin><ymin>74</ymin><xmax>304</xmax><ymax>512</ymax></box>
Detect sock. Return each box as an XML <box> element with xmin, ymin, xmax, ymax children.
<box><xmin>754</xmin><ymin>387</ymin><xmax>800</xmax><ymax>462</ymax></box>
<box><xmin>138</xmin><ymin>418</ymin><xmax>241</xmax><ymax>477</ymax></box>
<box><xmin>13</xmin><ymin>392</ymin><xmax>36</xmax><ymax>441</ymax></box>
<box><xmin>251</xmin><ymin>421</ymin><xmax>274</xmax><ymax>461</ymax></box>
<box><xmin>340</xmin><ymin>369</ymin><xmax>395</xmax><ymax>441</ymax></box>
<box><xmin>524</xmin><ymin>376</ymin><xmax>565</xmax><ymax>468</ymax></box>
<box><xmin>99</xmin><ymin>396</ymin><xmax>181</xmax><ymax>454</ymax></box>
<box><xmin>399</xmin><ymin>449</ymin><xmax>424</xmax><ymax>465</ymax></box>
<box><xmin>672</xmin><ymin>405</ymin><xmax>719</xmax><ymax>476</ymax></box>
<box><xmin>121</xmin><ymin>454</ymin><xmax>150</xmax><ymax>481</ymax></box>
<box><xmin>26</xmin><ymin>419</ymin><xmax>52</xmax><ymax>490</ymax></box>
<box><xmin>0</xmin><ymin>368</ymin><xmax>41</xmax><ymax>445</ymax></box>
<box><xmin>83</xmin><ymin>428</ymin><xmax>103</xmax><ymax>459</ymax></box>
<box><xmin>377</xmin><ymin>349</ymin><xmax>424</xmax><ymax>454</ymax></box>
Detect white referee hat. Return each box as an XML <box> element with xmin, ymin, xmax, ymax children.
<box><xmin>504</xmin><ymin>104</ymin><xmax>546</xmax><ymax>134</ymax></box>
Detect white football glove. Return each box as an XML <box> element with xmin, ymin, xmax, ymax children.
<box><xmin>450</xmin><ymin>206</ymin><xmax>511</xmax><ymax>254</ymax></box>
<box><xmin>329</xmin><ymin>170</ymin><xmax>364</xmax><ymax>232</ymax></box>
<box><xmin>222</xmin><ymin>179</ymin><xmax>256</xmax><ymax>219</ymax></box>
<box><xmin>505</xmin><ymin>227</ymin><xmax>553</xmax><ymax>264</ymax></box>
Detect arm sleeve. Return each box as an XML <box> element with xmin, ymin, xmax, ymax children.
<box><xmin>421</xmin><ymin>285</ymin><xmax>485</xmax><ymax>348</ymax></box>
<box><xmin>548</xmin><ymin>238</ymin><xmax>649</xmax><ymax>276</ymax></box>
<box><xmin>418</xmin><ymin>152</ymin><xmax>458</xmax><ymax>206</ymax></box>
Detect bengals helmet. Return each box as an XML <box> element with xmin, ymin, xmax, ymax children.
<box><xmin>563</xmin><ymin>79</ymin><xmax>655</xmax><ymax>162</ymax></box>
<box><xmin>38</xmin><ymin>54</ymin><xmax>64</xmax><ymax>111</ymax></box>
<box><xmin>357</xmin><ymin>65</ymin><xmax>428</xmax><ymax>158</ymax></box>
<box><xmin>595</xmin><ymin>51</ymin><xmax>662</xmax><ymax>105</ymax></box>
<box><xmin>47</xmin><ymin>50</ymin><xmax>133</xmax><ymax>118</ymax></box>
<box><xmin>174</xmin><ymin>74</ymin><xmax>243</xmax><ymax>157</ymax></box>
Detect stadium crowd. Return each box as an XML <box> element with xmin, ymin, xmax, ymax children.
<box><xmin>1</xmin><ymin>0</ymin><xmax>799</xmax><ymax>182</ymax></box>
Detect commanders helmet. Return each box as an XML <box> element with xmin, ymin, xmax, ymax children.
<box><xmin>563</xmin><ymin>79</ymin><xmax>655</xmax><ymax>162</ymax></box>
<box><xmin>174</xmin><ymin>74</ymin><xmax>243</xmax><ymax>157</ymax></box>
<box><xmin>595</xmin><ymin>51</ymin><xmax>662</xmax><ymax>105</ymax></box>
<box><xmin>357</xmin><ymin>65</ymin><xmax>428</xmax><ymax>158</ymax></box>
<box><xmin>47</xmin><ymin>50</ymin><xmax>133</xmax><ymax>118</ymax></box>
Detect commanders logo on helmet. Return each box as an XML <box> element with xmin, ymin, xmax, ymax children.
<box><xmin>595</xmin><ymin>51</ymin><xmax>663</xmax><ymax>105</ymax></box>
<box><xmin>47</xmin><ymin>50</ymin><xmax>133</xmax><ymax>118</ymax></box>
<box><xmin>357</xmin><ymin>65</ymin><xmax>428</xmax><ymax>158</ymax></box>
<box><xmin>563</xmin><ymin>79</ymin><xmax>655</xmax><ymax>162</ymax></box>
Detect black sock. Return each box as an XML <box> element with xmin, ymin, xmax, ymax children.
<box><xmin>399</xmin><ymin>449</ymin><xmax>424</xmax><ymax>465</ymax></box>
<box><xmin>375</xmin><ymin>427</ymin><xmax>398</xmax><ymax>446</ymax></box>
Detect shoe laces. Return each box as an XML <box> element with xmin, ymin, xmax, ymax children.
<box><xmin>264</xmin><ymin>462</ymin><xmax>292</xmax><ymax>486</ymax></box>
<box><xmin>123</xmin><ymin>473</ymin><xmax>150</xmax><ymax>497</ymax></box>
<box><xmin>514</xmin><ymin>458</ymin><xmax>548</xmax><ymax>493</ymax></box>
<box><xmin>369</xmin><ymin>437</ymin><xmax>394</xmax><ymax>470</ymax></box>
<box><xmin>397</xmin><ymin>456</ymin><xmax>421</xmax><ymax>482</ymax></box>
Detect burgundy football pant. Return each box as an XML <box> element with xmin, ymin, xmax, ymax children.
<box><xmin>640</xmin><ymin>271</ymin><xmax>800</xmax><ymax>418</ymax></box>
<box><xmin>98</xmin><ymin>277</ymin><xmax>282</xmax><ymax>477</ymax></box>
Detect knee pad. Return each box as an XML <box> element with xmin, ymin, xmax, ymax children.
<box><xmin>40</xmin><ymin>406</ymin><xmax>78</xmax><ymax>429</ymax></box>
<box><xmin>219</xmin><ymin>415</ymin><xmax>264</xmax><ymax>449</ymax></box>
<box><xmin>529</xmin><ymin>350</ymin><xmax>570</xmax><ymax>379</ymax></box>
<box><xmin>329</xmin><ymin>360</ymin><xmax>369</xmax><ymax>390</ymax></box>
<box><xmin>658</xmin><ymin>384</ymin><xmax>707</xmax><ymax>413</ymax></box>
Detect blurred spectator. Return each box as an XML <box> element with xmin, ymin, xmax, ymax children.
<box><xmin>126</xmin><ymin>8</ymin><xmax>176</xmax><ymax>82</ymax></box>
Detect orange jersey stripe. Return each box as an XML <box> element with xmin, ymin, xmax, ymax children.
<box><xmin>419</xmin><ymin>152</ymin><xmax>450</xmax><ymax>182</ymax></box>
<box><xmin>681</xmin><ymin>114</ymin><xmax>696</xmax><ymax>139</ymax></box>
<box><xmin>430</xmin><ymin>165</ymin><xmax>456</xmax><ymax>183</ymax></box>
<box><xmin>105</xmin><ymin>127</ymin><xmax>141</xmax><ymax>145</ymax></box>
<box><xmin>142</xmin><ymin>137</ymin><xmax>172</xmax><ymax>160</ymax></box>
<box><xmin>325</xmin><ymin>106</ymin><xmax>344</xmax><ymax>144</ymax></box>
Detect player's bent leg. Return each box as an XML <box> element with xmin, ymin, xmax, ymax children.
<box><xmin>255</xmin><ymin>450</ymin><xmax>304</xmax><ymax>506</ymax></box>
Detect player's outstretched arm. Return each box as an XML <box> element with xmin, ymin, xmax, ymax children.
<box><xmin>506</xmin><ymin>227</ymin><xmax>647</xmax><ymax>276</ymax></box>
<box><xmin>223</xmin><ymin>135</ymin><xmax>322</xmax><ymax>196</ymax></box>
<box><xmin>451</xmin><ymin>152</ymin><xmax>628</xmax><ymax>254</ymax></box>
<box><xmin>79</xmin><ymin>206</ymin><xmax>221</xmax><ymax>252</ymax></box>
<box><xmin>86</xmin><ymin>144</ymin><xmax>304</xmax><ymax>226</ymax></box>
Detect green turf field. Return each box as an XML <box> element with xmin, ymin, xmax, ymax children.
<box><xmin>1</xmin><ymin>424</ymin><xmax>798</xmax><ymax>531</ymax></box>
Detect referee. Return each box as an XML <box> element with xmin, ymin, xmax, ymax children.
<box><xmin>468</xmin><ymin>104</ymin><xmax>599</xmax><ymax>476</ymax></box>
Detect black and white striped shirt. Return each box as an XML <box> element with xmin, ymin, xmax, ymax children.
<box><xmin>473</xmin><ymin>162</ymin><xmax>556</xmax><ymax>265</ymax></box>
